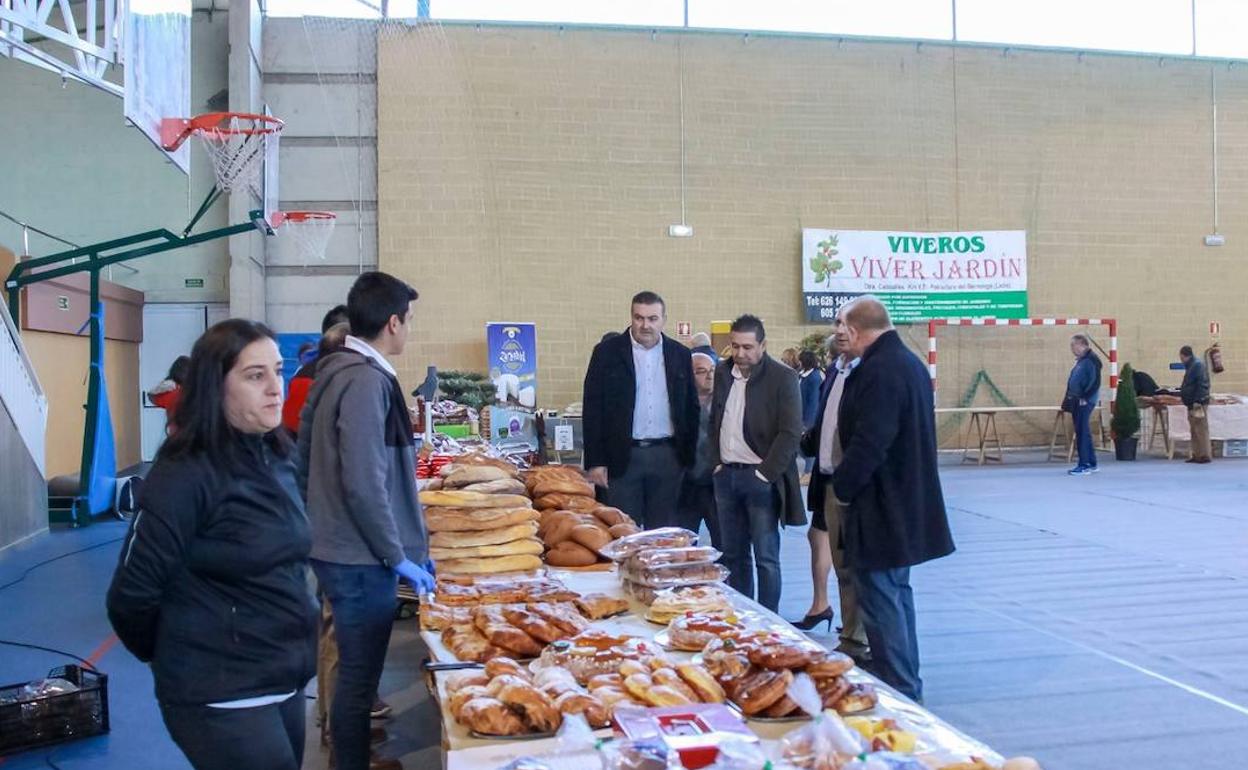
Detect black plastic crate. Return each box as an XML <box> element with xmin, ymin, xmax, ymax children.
<box><xmin>0</xmin><ymin>665</ymin><xmax>109</xmax><ymax>756</ymax></box>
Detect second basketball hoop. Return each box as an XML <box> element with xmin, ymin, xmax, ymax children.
<box><xmin>271</xmin><ymin>211</ymin><xmax>337</xmax><ymax>264</ymax></box>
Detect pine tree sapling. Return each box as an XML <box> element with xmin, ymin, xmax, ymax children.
<box><xmin>1111</xmin><ymin>363</ymin><xmax>1140</xmax><ymax>440</ymax></box>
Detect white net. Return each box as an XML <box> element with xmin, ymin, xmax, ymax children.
<box><xmin>280</xmin><ymin>214</ymin><xmax>337</xmax><ymax>265</ymax></box>
<box><xmin>195</xmin><ymin>115</ymin><xmax>282</xmax><ymax>196</ymax></box>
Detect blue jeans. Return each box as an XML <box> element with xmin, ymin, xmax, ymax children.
<box><xmin>1074</xmin><ymin>401</ymin><xmax>1097</xmax><ymax>468</ymax></box>
<box><xmin>853</xmin><ymin>567</ymin><xmax>922</xmax><ymax>702</ymax></box>
<box><xmin>713</xmin><ymin>465</ymin><xmax>781</xmax><ymax>611</ymax></box>
<box><xmin>312</xmin><ymin>560</ymin><xmax>398</xmax><ymax>770</ymax></box>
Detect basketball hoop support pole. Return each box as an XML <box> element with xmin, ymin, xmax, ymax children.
<box><xmin>4</xmin><ymin>210</ymin><xmax>270</xmax><ymax>527</ymax></box>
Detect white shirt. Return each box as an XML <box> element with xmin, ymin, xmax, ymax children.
<box><xmin>818</xmin><ymin>356</ymin><xmax>860</xmax><ymax>474</ymax></box>
<box><xmin>208</xmin><ymin>691</ymin><xmax>297</xmax><ymax>709</ymax></box>
<box><xmin>344</xmin><ymin>335</ymin><xmax>397</xmax><ymax>379</ymax></box>
<box><xmin>631</xmin><ymin>332</ymin><xmax>674</xmax><ymax>440</ymax></box>
<box><xmin>719</xmin><ymin>365</ymin><xmax>765</xmax><ymax>467</ymax></box>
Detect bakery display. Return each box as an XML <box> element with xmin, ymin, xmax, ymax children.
<box><xmin>641</xmin><ymin>584</ymin><xmax>734</xmax><ymax>623</ymax></box>
<box><xmin>421</xmin><ymin>485</ymin><xmax>543</xmax><ymax>575</ymax></box>
<box><xmin>700</xmin><ymin>633</ymin><xmax>873</xmax><ymax>718</ymax></box>
<box><xmin>444</xmin><ymin>657</ymin><xmax>611</xmax><ymax>736</ymax></box>
<box><xmin>664</xmin><ymin>610</ymin><xmax>749</xmax><ymax>651</ymax></box>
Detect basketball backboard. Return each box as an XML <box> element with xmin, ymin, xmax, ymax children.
<box><xmin>124</xmin><ymin>0</ymin><xmax>192</xmax><ymax>173</ymax></box>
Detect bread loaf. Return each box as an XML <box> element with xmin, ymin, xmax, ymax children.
<box><xmin>424</xmin><ymin>507</ymin><xmax>539</xmax><ymax>532</ymax></box>
<box><xmin>429</xmin><ymin>522</ymin><xmax>537</xmax><ymax>548</ymax></box>
<box><xmin>569</xmin><ymin>523</ymin><xmax>611</xmax><ymax>552</ymax></box>
<box><xmin>429</xmin><ymin>537</ymin><xmax>544</xmax><ymax>561</ymax></box>
<box><xmin>437</xmin><ymin>554</ymin><xmax>544</xmax><ymax>575</ymax></box>
<box><xmin>534</xmin><ymin>493</ymin><xmax>598</xmax><ymax>512</ymax></box>
<box><xmin>531</xmin><ymin>477</ymin><xmax>596</xmax><ymax>498</ymax></box>
<box><xmin>590</xmin><ymin>507</ymin><xmax>630</xmax><ymax>527</ymax></box>
<box><xmin>542</xmin><ymin>514</ymin><xmax>587</xmax><ymax>546</ymax></box>
<box><xmin>419</xmin><ymin>490</ymin><xmax>532</xmax><ymax>509</ymax></box>
<box><xmin>442</xmin><ymin>465</ymin><xmax>515</xmax><ymax>488</ymax></box>
<box><xmin>608</xmin><ymin>523</ymin><xmax>641</xmax><ymax>539</ymax></box>
<box><xmin>544</xmin><ymin>541</ymin><xmax>599</xmax><ymax>567</ymax></box>
<box><xmin>458</xmin><ymin>478</ymin><xmax>527</xmax><ymax>496</ymax></box>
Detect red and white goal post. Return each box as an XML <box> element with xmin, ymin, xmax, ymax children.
<box><xmin>926</xmin><ymin>317</ymin><xmax>1119</xmax><ymax>403</ymax></box>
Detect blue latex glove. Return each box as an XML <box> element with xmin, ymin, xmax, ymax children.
<box><xmin>420</xmin><ymin>558</ymin><xmax>437</xmax><ymax>578</ymax></box>
<box><xmin>395</xmin><ymin>559</ymin><xmax>435</xmax><ymax>594</ymax></box>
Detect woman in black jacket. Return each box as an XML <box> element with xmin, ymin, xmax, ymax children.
<box><xmin>107</xmin><ymin>319</ymin><xmax>318</xmax><ymax>770</ymax></box>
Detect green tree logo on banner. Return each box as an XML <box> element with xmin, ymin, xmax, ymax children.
<box><xmin>810</xmin><ymin>234</ymin><xmax>843</xmax><ymax>287</ymax></box>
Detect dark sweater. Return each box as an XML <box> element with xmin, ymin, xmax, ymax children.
<box><xmin>106</xmin><ymin>436</ymin><xmax>318</xmax><ymax>706</ymax></box>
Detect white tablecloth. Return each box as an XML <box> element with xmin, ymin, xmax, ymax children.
<box><xmin>426</xmin><ymin>568</ymin><xmax>1003</xmax><ymax>769</ymax></box>
<box><xmin>1166</xmin><ymin>401</ymin><xmax>1248</xmax><ymax>441</ymax></box>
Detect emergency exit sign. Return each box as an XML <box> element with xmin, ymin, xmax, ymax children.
<box><xmin>184</xmin><ymin>278</ymin><xmax>204</xmax><ymax>288</ymax></box>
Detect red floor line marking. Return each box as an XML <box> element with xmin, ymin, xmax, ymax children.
<box><xmin>85</xmin><ymin>633</ymin><xmax>118</xmax><ymax>667</ymax></box>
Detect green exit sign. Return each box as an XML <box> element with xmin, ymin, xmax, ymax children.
<box><xmin>184</xmin><ymin>278</ymin><xmax>204</xmax><ymax>288</ymax></box>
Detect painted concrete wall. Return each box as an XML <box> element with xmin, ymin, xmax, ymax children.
<box><xmin>0</xmin><ymin>12</ymin><xmax>232</xmax><ymax>304</ymax></box>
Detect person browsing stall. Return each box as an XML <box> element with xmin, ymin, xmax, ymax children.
<box><xmin>582</xmin><ymin>291</ymin><xmax>700</xmax><ymax>528</ymax></box>
<box><xmin>707</xmin><ymin>314</ymin><xmax>805</xmax><ymax>612</ymax></box>
<box><xmin>107</xmin><ymin>320</ymin><xmax>318</xmax><ymax>770</ymax></box>
<box><xmin>830</xmin><ymin>297</ymin><xmax>954</xmax><ymax>703</ymax></box>
<box><xmin>297</xmin><ymin>272</ymin><xmax>430</xmax><ymax>770</ymax></box>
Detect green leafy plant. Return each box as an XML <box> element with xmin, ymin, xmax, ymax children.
<box><xmin>809</xmin><ymin>234</ymin><xmax>843</xmax><ymax>287</ymax></box>
<box><xmin>1111</xmin><ymin>364</ymin><xmax>1140</xmax><ymax>440</ymax></box>
<box><xmin>800</xmin><ymin>332</ymin><xmax>831</xmax><ymax>367</ymax></box>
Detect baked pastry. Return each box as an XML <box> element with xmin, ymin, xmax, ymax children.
<box><xmin>586</xmin><ymin>673</ymin><xmax>624</xmax><ymax>691</ymax></box>
<box><xmin>553</xmin><ymin>691</ymin><xmax>610</xmax><ymax>728</ymax></box>
<box><xmin>675</xmin><ymin>663</ymin><xmax>726</xmax><ymax>703</ymax></box>
<box><xmin>419</xmin><ymin>601</ymin><xmax>463</xmax><ymax>631</ymax></box>
<box><xmin>645</xmin><ymin>584</ymin><xmax>733</xmax><ymax>623</ymax></box>
<box><xmin>459</xmin><ymin>478</ymin><xmax>528</xmax><ymax>496</ymax></box>
<box><xmin>484</xmin><ymin>657</ymin><xmax>531</xmax><ymax>680</ymax></box>
<box><xmin>598</xmin><ymin>527</ymin><xmax>698</xmax><ymax>562</ymax></box>
<box><xmin>651</xmin><ymin>668</ymin><xmax>698</xmax><ymax>702</ymax></box>
<box><xmin>805</xmin><ymin>651</ymin><xmax>855</xmax><ymax>680</ymax></box>
<box><xmin>737</xmin><ymin>668</ymin><xmax>793</xmax><ymax>716</ymax></box>
<box><xmin>474</xmin><ymin>607</ymin><xmax>545</xmax><ymax>657</ymax></box>
<box><xmin>573</xmin><ymin>593</ymin><xmax>630</xmax><ymax>620</ymax></box>
<box><xmin>622</xmin><ymin>561</ymin><xmax>729</xmax><ymax>588</ymax></box>
<box><xmin>425</xmin><ymin>506</ymin><xmax>539</xmax><ymax>533</ymax></box>
<box><xmin>445</xmin><ymin>671</ymin><xmax>490</xmax><ymax>694</ymax></box>
<box><xmin>833</xmin><ymin>682</ymin><xmax>878</xmax><ymax>715</ymax></box>
<box><xmin>524</xmin><ymin>465</ymin><xmax>586</xmax><ymax>490</ymax></box>
<box><xmin>439</xmin><ymin>554</ymin><xmax>544</xmax><ymax>576</ymax></box>
<box><xmin>608</xmin><ymin>523</ymin><xmax>642</xmax><ymax>539</ymax></box>
<box><xmin>545</xmin><ymin>540</ymin><xmax>599</xmax><ymax>567</ymax></box>
<box><xmin>442</xmin><ymin>624</ymin><xmax>506</xmax><ymax>663</ymax></box>
<box><xmin>816</xmin><ymin>675</ymin><xmax>851</xmax><ymax>709</ymax></box>
<box><xmin>433</xmin><ymin>581</ymin><xmax>481</xmax><ymax>606</ymax></box>
<box><xmin>569</xmin><ymin>523</ymin><xmax>612</xmax><ymax>552</ymax></box>
<box><xmin>761</xmin><ymin>695</ymin><xmax>801</xmax><ymax>719</ymax></box>
<box><xmin>459</xmin><ymin>697</ymin><xmax>526</xmax><ymax>735</ymax></box>
<box><xmin>531</xmin><ymin>477</ymin><xmax>596</xmax><ymax>498</ymax></box>
<box><xmin>527</xmin><ymin>602</ymin><xmax>590</xmax><ymax>636</ymax></box>
<box><xmin>524</xmin><ymin>583</ymin><xmax>581</xmax><ymax>604</ymax></box>
<box><xmin>449</xmin><ymin>685</ymin><xmax>492</xmax><ymax>719</ymax></box>
<box><xmin>430</xmin><ymin>522</ymin><xmax>538</xmax><ymax>549</ymax></box>
<box><xmin>747</xmin><ymin>641</ymin><xmax>819</xmax><ymax>670</ymax></box>
<box><xmin>495</xmin><ymin>682</ymin><xmax>561</xmax><ymax>732</ymax></box>
<box><xmin>430</xmin><ymin>537</ymin><xmax>544</xmax><ymax>561</ymax></box>
<box><xmin>502</xmin><ymin>606</ymin><xmax>566</xmax><ymax>644</ymax></box>
<box><xmin>442</xmin><ymin>465</ymin><xmax>516</xmax><ymax>488</ymax></box>
<box><xmin>589</xmin><ymin>506</ymin><xmax>630</xmax><ymax>527</ymax></box>
<box><xmin>537</xmin><ymin>631</ymin><xmax>642</xmax><ymax>684</ymax></box>
<box><xmin>534</xmin><ymin>494</ymin><xmax>599</xmax><ymax>512</ymax></box>
<box><xmin>667</xmin><ymin>611</ymin><xmax>745</xmax><ymax>651</ymax></box>
<box><xmin>445</xmin><ymin>454</ymin><xmax>521</xmax><ymax>474</ymax></box>
<box><xmin>420</xmin><ymin>490</ymin><xmax>532</xmax><ymax>509</ymax></box>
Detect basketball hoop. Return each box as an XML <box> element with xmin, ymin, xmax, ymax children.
<box><xmin>160</xmin><ymin>112</ymin><xmax>284</xmax><ymax>195</ymax></box>
<box><xmin>272</xmin><ymin>211</ymin><xmax>337</xmax><ymax>263</ymax></box>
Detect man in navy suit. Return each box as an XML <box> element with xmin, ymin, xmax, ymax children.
<box><xmin>582</xmin><ymin>291</ymin><xmax>700</xmax><ymax>528</ymax></box>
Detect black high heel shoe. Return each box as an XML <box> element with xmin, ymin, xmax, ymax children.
<box><xmin>790</xmin><ymin>607</ymin><xmax>835</xmax><ymax>632</ymax></box>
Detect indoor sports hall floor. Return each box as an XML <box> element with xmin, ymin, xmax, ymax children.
<box><xmin>2</xmin><ymin>454</ymin><xmax>1246</xmax><ymax>770</ymax></box>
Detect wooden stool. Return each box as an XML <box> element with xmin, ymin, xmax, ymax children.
<box><xmin>1048</xmin><ymin>411</ymin><xmax>1072</xmax><ymax>462</ymax></box>
<box><xmin>1146</xmin><ymin>404</ymin><xmax>1171</xmax><ymax>457</ymax></box>
<box><xmin>961</xmin><ymin>410</ymin><xmax>1003</xmax><ymax>465</ymax></box>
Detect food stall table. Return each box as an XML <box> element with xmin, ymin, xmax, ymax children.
<box><xmin>424</xmin><ymin>568</ymin><xmax>1003</xmax><ymax>768</ymax></box>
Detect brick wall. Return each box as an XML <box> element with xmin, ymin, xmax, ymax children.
<box><xmin>377</xmin><ymin>25</ymin><xmax>1248</xmax><ymax>446</ymax></box>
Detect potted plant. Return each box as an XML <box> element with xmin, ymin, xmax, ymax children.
<box><xmin>1111</xmin><ymin>364</ymin><xmax>1141</xmax><ymax>460</ymax></box>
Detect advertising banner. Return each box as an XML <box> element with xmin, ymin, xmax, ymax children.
<box><xmin>802</xmin><ymin>229</ymin><xmax>1027</xmax><ymax>323</ymax></box>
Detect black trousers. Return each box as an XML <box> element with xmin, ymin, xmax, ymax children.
<box><xmin>607</xmin><ymin>443</ymin><xmax>684</xmax><ymax>529</ymax></box>
<box><xmin>677</xmin><ymin>478</ymin><xmax>722</xmax><ymax>551</ymax></box>
<box><xmin>161</xmin><ymin>693</ymin><xmax>305</xmax><ymax>770</ymax></box>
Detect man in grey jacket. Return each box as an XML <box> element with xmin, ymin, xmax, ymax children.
<box><xmin>298</xmin><ymin>271</ymin><xmax>428</xmax><ymax>770</ymax></box>
<box><xmin>1180</xmin><ymin>345</ymin><xmax>1212</xmax><ymax>464</ymax></box>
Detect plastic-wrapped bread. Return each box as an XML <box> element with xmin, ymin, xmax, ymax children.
<box><xmin>597</xmin><ymin>527</ymin><xmax>698</xmax><ymax>561</ymax></box>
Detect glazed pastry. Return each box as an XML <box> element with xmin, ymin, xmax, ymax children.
<box><xmin>483</xmin><ymin>657</ymin><xmax>531</xmax><ymax>680</ymax></box>
<box><xmin>747</xmin><ymin>642</ymin><xmax>819</xmax><ymax>670</ymax></box>
<box><xmin>459</xmin><ymin>697</ymin><xmax>526</xmax><ymax>735</ymax></box>
<box><xmin>496</xmin><ymin>682</ymin><xmax>561</xmax><ymax>732</ymax></box>
<box><xmin>449</xmin><ymin>685</ymin><xmax>492</xmax><ymax>719</ymax></box>
<box><xmin>445</xmin><ymin>671</ymin><xmax>490</xmax><ymax>694</ymax></box>
<box><xmin>528</xmin><ymin>602</ymin><xmax>591</xmax><ymax>635</ymax></box>
<box><xmin>675</xmin><ymin>663</ymin><xmax>726</xmax><ymax>704</ymax></box>
<box><xmin>572</xmin><ymin>593</ymin><xmax>630</xmax><ymax>621</ymax></box>
<box><xmin>736</xmin><ymin>669</ymin><xmax>792</xmax><ymax>716</ymax></box>
<box><xmin>805</xmin><ymin>651</ymin><xmax>855</xmax><ymax>679</ymax></box>
<box><xmin>553</xmin><ymin>691</ymin><xmax>610</xmax><ymax>728</ymax></box>
<box><xmin>833</xmin><ymin>682</ymin><xmax>878</xmax><ymax>715</ymax></box>
<box><xmin>502</xmin><ymin>606</ymin><xmax>565</xmax><ymax>644</ymax></box>
<box><xmin>761</xmin><ymin>695</ymin><xmax>801</xmax><ymax>718</ymax></box>
<box><xmin>652</xmin><ymin>668</ymin><xmax>698</xmax><ymax>703</ymax></box>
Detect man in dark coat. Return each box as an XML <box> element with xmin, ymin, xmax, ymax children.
<box><xmin>1180</xmin><ymin>345</ymin><xmax>1212</xmax><ymax>464</ymax></box>
<box><xmin>582</xmin><ymin>291</ymin><xmax>700</xmax><ymax>527</ymax></box>
<box><xmin>708</xmin><ymin>314</ymin><xmax>804</xmax><ymax>612</ymax></box>
<box><xmin>831</xmin><ymin>297</ymin><xmax>955</xmax><ymax>703</ymax></box>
